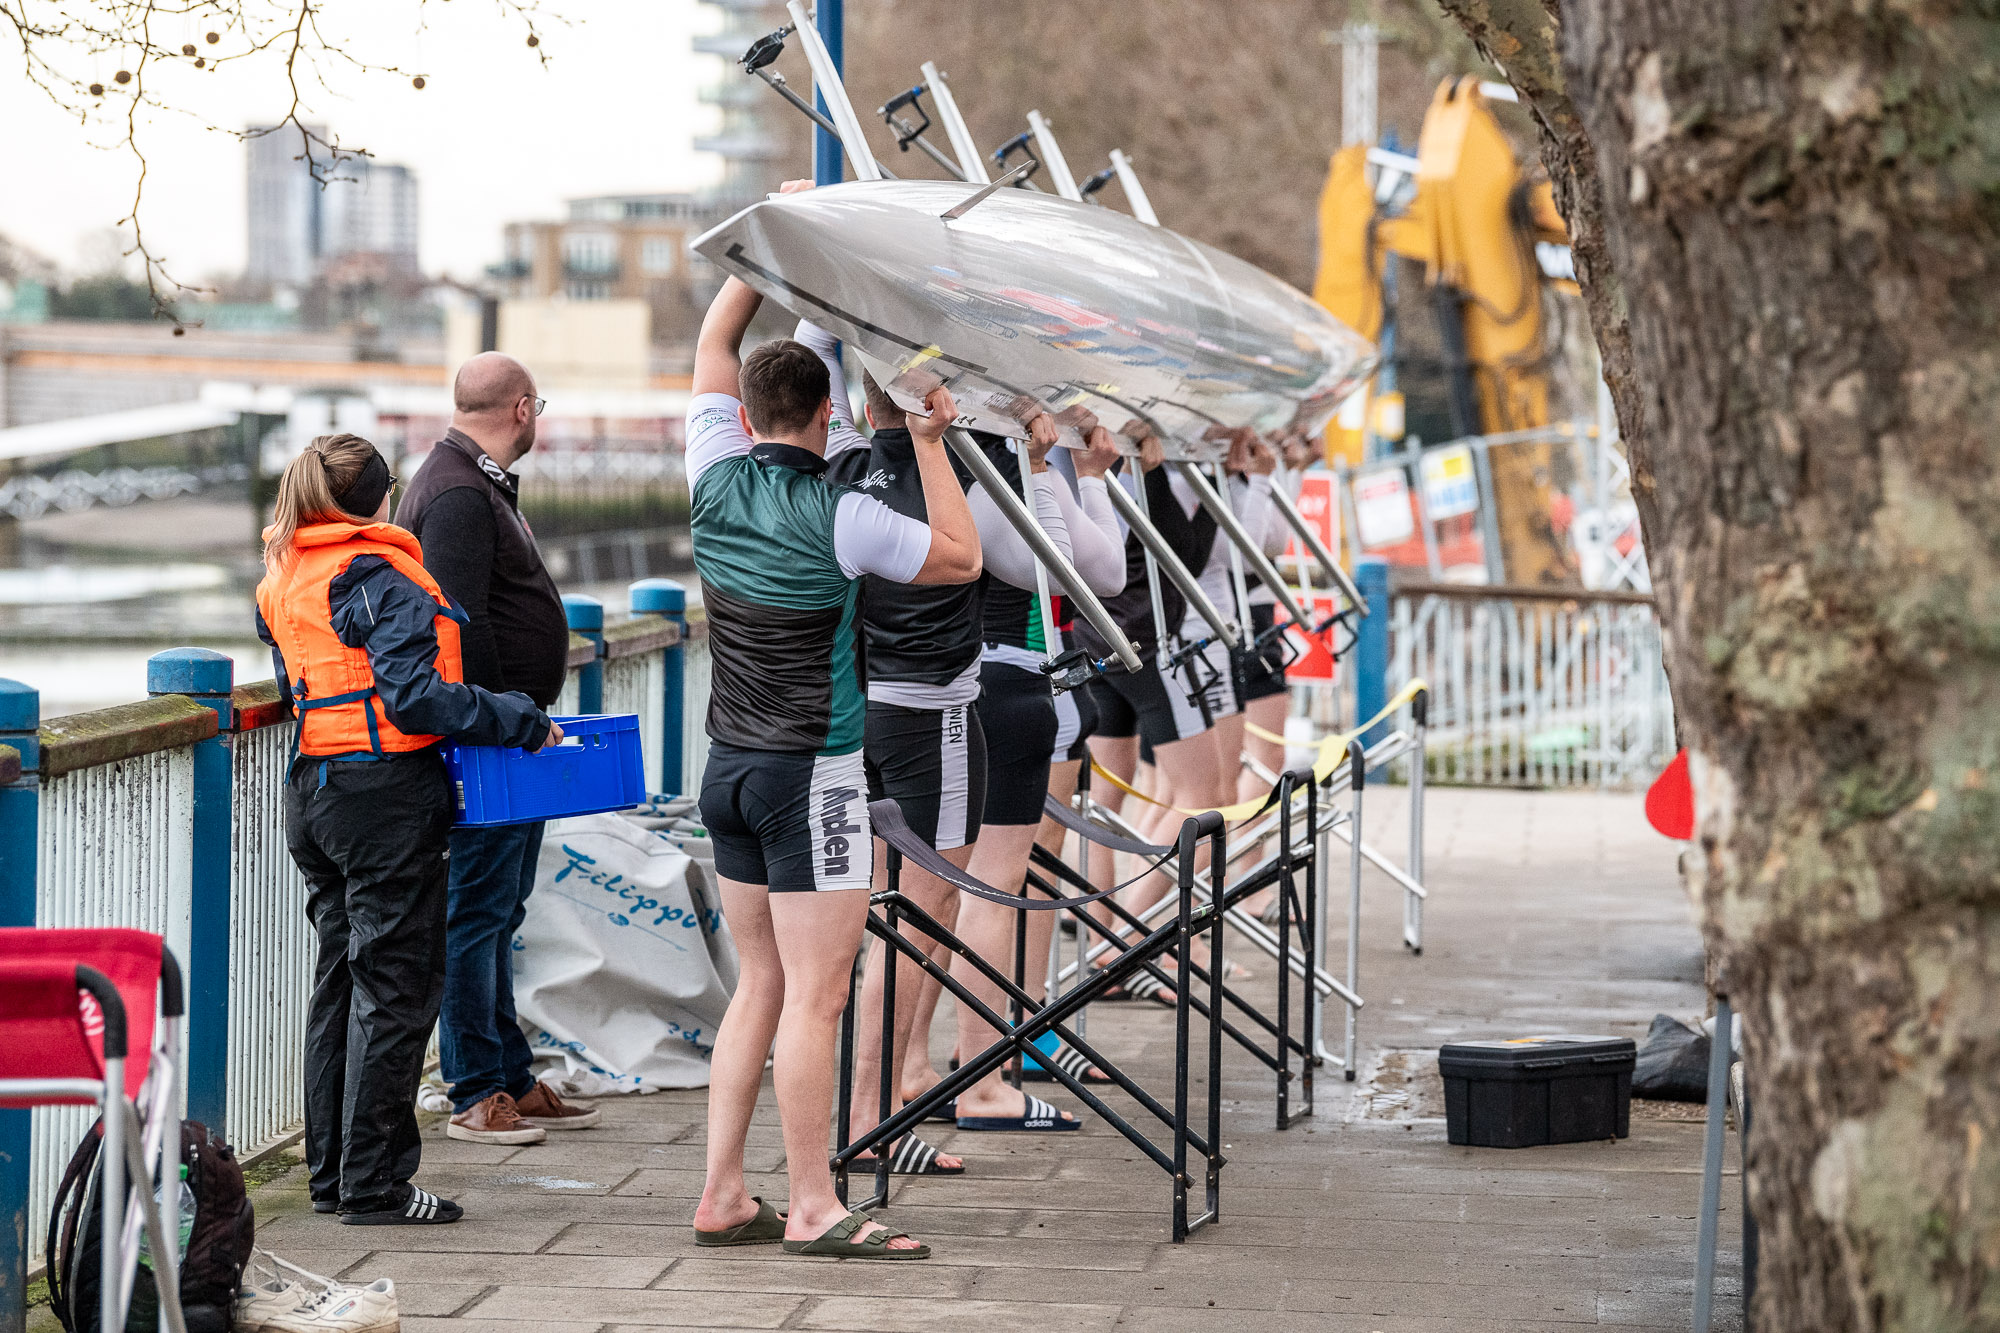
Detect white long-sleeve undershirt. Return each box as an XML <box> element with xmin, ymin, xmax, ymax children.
<box><xmin>797</xmin><ymin>319</ymin><xmax>1067</xmax><ymax>591</ymax></box>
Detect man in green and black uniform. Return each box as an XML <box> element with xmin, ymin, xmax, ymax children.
<box><xmin>685</xmin><ymin>263</ymin><xmax>980</xmax><ymax>1262</ymax></box>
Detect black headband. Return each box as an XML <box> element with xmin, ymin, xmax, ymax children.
<box><xmin>335</xmin><ymin>450</ymin><xmax>394</xmax><ymax>519</ymax></box>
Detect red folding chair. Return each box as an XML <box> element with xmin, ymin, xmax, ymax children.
<box><xmin>0</xmin><ymin>928</ymin><xmax>188</xmax><ymax>1333</ymax></box>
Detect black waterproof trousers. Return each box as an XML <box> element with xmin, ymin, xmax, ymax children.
<box><xmin>284</xmin><ymin>747</ymin><xmax>453</xmax><ymax>1213</ymax></box>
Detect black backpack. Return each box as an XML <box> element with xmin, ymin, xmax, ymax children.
<box><xmin>47</xmin><ymin>1118</ymin><xmax>256</xmax><ymax>1333</ymax></box>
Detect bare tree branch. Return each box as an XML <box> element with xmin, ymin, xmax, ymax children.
<box><xmin>9</xmin><ymin>0</ymin><xmax>569</xmax><ymax>325</ymax></box>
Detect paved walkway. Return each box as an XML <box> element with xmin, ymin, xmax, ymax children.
<box><xmin>226</xmin><ymin>788</ymin><xmax>1742</xmax><ymax>1331</ymax></box>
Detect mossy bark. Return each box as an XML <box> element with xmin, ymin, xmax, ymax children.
<box><xmin>1441</xmin><ymin>0</ymin><xmax>2000</xmax><ymax>1326</ymax></box>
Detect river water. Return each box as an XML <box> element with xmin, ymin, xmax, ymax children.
<box><xmin>1</xmin><ymin>495</ymin><xmax>692</xmax><ymax>720</ymax></box>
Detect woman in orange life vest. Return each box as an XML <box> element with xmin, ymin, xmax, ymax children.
<box><xmin>255</xmin><ymin>433</ymin><xmax>559</xmax><ymax>1227</ymax></box>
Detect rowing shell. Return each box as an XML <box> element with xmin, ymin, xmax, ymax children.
<box><xmin>692</xmin><ymin>179</ymin><xmax>1376</xmax><ymax>460</ymax></box>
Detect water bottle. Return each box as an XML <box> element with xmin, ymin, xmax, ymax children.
<box><xmin>136</xmin><ymin>1163</ymin><xmax>194</xmax><ymax>1272</ymax></box>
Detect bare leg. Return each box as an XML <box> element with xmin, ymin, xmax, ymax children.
<box><xmin>1239</xmin><ymin>692</ymin><xmax>1293</xmax><ymax>912</ymax></box>
<box><xmin>1212</xmin><ymin>711</ymin><xmax>1247</xmax><ymax>799</ymax></box>
<box><xmin>897</xmin><ymin>887</ymin><xmax>961</xmax><ymax>1103</ymax></box>
<box><xmin>1243</xmin><ymin>692</ymin><xmax>1289</xmax><ymax>798</ymax></box>
<box><xmin>767</xmin><ymin>888</ymin><xmax>921</xmax><ymax>1251</ymax></box>
<box><xmin>694</xmin><ymin>876</ymin><xmax>785</xmax><ymax>1235</ymax></box>
<box><xmin>1084</xmin><ymin>736</ymin><xmax>1137</xmax><ymax>945</ymax></box>
<box><xmin>1026</xmin><ymin>758</ymin><xmax>1084</xmax><ymax>1004</ymax></box>
<box><xmin>952</xmin><ymin>822</ymin><xmax>1077</xmax><ymax>1122</ymax></box>
<box><xmin>849</xmin><ymin>837</ymin><xmax>968</xmax><ymax>1167</ymax></box>
<box><xmin>1121</xmin><ymin>732</ymin><xmax>1226</xmax><ymax>984</ymax></box>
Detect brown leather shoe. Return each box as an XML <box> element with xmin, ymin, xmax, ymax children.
<box><xmin>447</xmin><ymin>1091</ymin><xmax>547</xmax><ymax>1145</ymax></box>
<box><xmin>516</xmin><ymin>1081</ymin><xmax>602</xmax><ymax>1131</ymax></box>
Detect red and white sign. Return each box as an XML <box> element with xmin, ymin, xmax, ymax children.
<box><xmin>1284</xmin><ymin>474</ymin><xmax>1338</xmax><ymax>564</ymax></box>
<box><xmin>1272</xmin><ymin>595</ymin><xmax>1345</xmax><ymax>683</ymax></box>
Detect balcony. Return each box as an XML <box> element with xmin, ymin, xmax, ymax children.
<box><xmin>693</xmin><ymin>132</ymin><xmax>783</xmax><ymax>160</ymax></box>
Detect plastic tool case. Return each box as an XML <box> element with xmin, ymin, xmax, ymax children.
<box><xmin>1439</xmin><ymin>1035</ymin><xmax>1637</xmax><ymax>1148</ymax></box>
<box><xmin>443</xmin><ymin>713</ymin><xmax>645</xmax><ymax>827</ymax></box>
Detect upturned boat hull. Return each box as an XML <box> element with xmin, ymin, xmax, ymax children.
<box><xmin>692</xmin><ymin>180</ymin><xmax>1376</xmax><ymax>459</ymax></box>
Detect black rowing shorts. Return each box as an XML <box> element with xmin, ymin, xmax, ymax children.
<box><xmin>698</xmin><ymin>742</ymin><xmax>871</xmax><ymax>892</ymax></box>
<box><xmin>1087</xmin><ymin>656</ymin><xmax>1210</xmax><ymax>749</ymax></box>
<box><xmin>863</xmin><ymin>701</ymin><xmax>986</xmax><ymax>851</ymax></box>
<box><xmin>1233</xmin><ymin>602</ymin><xmax>1289</xmax><ymax>703</ymax></box>
<box><xmin>974</xmin><ymin>660</ymin><xmax>1056</xmax><ymax>826</ymax></box>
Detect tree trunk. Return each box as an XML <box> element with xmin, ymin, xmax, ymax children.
<box><xmin>1442</xmin><ymin>1</ymin><xmax>2000</xmax><ymax>1328</ymax></box>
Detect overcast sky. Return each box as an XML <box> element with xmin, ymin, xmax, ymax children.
<box><xmin>0</xmin><ymin>0</ymin><xmax>726</xmax><ymax>285</ymax></box>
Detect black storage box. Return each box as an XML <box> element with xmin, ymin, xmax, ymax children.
<box><xmin>1439</xmin><ymin>1035</ymin><xmax>1636</xmax><ymax>1148</ymax></box>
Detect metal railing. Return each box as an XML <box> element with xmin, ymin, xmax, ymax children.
<box><xmin>1387</xmin><ymin>578</ymin><xmax>1672</xmax><ymax>789</ymax></box>
<box><xmin>0</xmin><ymin>580</ymin><xmax>693</xmax><ymax>1286</ymax></box>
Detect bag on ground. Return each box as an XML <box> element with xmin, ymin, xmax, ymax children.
<box><xmin>47</xmin><ymin>1118</ymin><xmax>255</xmax><ymax>1333</ymax></box>
<box><xmin>1631</xmin><ymin>1012</ymin><xmax>1712</xmax><ymax>1102</ymax></box>
<box><xmin>515</xmin><ymin>807</ymin><xmax>738</xmax><ymax>1091</ymax></box>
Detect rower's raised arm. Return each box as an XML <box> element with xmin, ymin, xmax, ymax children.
<box><xmin>692</xmin><ymin>277</ymin><xmax>765</xmax><ymax>399</ymax></box>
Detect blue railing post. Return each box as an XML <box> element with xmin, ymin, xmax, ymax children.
<box><xmin>813</xmin><ymin>0</ymin><xmax>846</xmax><ymax>186</ymax></box>
<box><xmin>563</xmin><ymin>595</ymin><xmax>605</xmax><ymax>715</ymax></box>
<box><xmin>1354</xmin><ymin>557</ymin><xmax>1391</xmax><ymax>780</ymax></box>
<box><xmin>0</xmin><ymin>679</ymin><xmax>40</xmax><ymax>1333</ymax></box>
<box><xmin>148</xmin><ymin>648</ymin><xmax>234</xmax><ymax>1133</ymax></box>
<box><xmin>629</xmin><ymin>579</ymin><xmax>687</xmax><ymax>796</ymax></box>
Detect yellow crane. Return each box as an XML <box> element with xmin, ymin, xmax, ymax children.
<box><xmin>1314</xmin><ymin>76</ymin><xmax>1577</xmax><ymax>585</ymax></box>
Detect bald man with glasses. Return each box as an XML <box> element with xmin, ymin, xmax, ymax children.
<box><xmin>397</xmin><ymin>353</ymin><xmax>599</xmax><ymax>1147</ymax></box>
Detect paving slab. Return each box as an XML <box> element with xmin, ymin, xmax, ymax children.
<box><xmin>224</xmin><ymin>788</ymin><xmax>1741</xmax><ymax>1331</ymax></box>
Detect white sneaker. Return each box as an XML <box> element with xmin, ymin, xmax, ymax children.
<box><xmin>278</xmin><ymin>1277</ymin><xmax>400</xmax><ymax>1332</ymax></box>
<box><xmin>235</xmin><ymin>1250</ymin><xmax>308</xmax><ymax>1331</ymax></box>
<box><xmin>239</xmin><ymin>1250</ymin><xmax>401</xmax><ymax>1333</ymax></box>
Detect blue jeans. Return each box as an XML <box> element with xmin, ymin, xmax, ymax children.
<box><xmin>439</xmin><ymin>820</ymin><xmax>545</xmax><ymax>1113</ymax></box>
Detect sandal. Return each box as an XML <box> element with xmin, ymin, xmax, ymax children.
<box><xmin>1119</xmin><ymin>971</ymin><xmax>1178</xmax><ymax>1007</ymax></box>
<box><xmin>694</xmin><ymin>1196</ymin><xmax>787</xmax><ymax>1247</ymax></box>
<box><xmin>783</xmin><ymin>1211</ymin><xmax>931</xmax><ymax>1260</ymax></box>
<box><xmin>957</xmin><ymin>1092</ymin><xmax>1082</xmax><ymax>1133</ymax></box>
<box><xmin>1021</xmin><ymin>1039</ymin><xmax>1114</xmax><ymax>1085</ymax></box>
<box><xmin>852</xmin><ymin>1134</ymin><xmax>964</xmax><ymax>1175</ymax></box>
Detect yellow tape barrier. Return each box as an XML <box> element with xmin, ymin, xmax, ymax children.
<box><xmin>1089</xmin><ymin>678</ymin><xmax>1429</xmax><ymax>823</ymax></box>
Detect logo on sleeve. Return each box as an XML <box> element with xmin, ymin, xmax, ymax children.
<box><xmin>820</xmin><ymin>785</ymin><xmax>861</xmax><ymax>878</ymax></box>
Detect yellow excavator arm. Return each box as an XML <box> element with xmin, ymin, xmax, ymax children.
<box><xmin>1313</xmin><ymin>76</ymin><xmax>1579</xmax><ymax>585</ymax></box>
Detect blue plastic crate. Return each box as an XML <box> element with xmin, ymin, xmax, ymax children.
<box><xmin>442</xmin><ymin>713</ymin><xmax>646</xmax><ymax>827</ymax></box>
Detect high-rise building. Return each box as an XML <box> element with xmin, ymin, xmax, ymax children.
<box><xmin>693</xmin><ymin>0</ymin><xmax>790</xmax><ymax>203</ymax></box>
<box><xmin>246</xmin><ymin>125</ymin><xmax>324</xmax><ymax>287</ymax></box>
<box><xmin>246</xmin><ymin>128</ymin><xmax>420</xmax><ymax>286</ymax></box>
<box><xmin>323</xmin><ymin>161</ymin><xmax>420</xmax><ymax>274</ymax></box>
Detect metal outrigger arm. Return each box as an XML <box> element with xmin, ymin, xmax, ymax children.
<box><xmin>1102</xmin><ymin>474</ymin><xmax>1239</xmax><ymax>650</ymax></box>
<box><xmin>1270</xmin><ymin>481</ymin><xmax>1368</xmax><ymax>615</ymax></box>
<box><xmin>946</xmin><ymin>428</ymin><xmax>1142</xmax><ymax>678</ymax></box>
<box><xmin>1172</xmin><ymin>461</ymin><xmax>1312</xmax><ymax>631</ymax></box>
<box><xmin>783</xmin><ymin>0</ymin><xmax>883</xmax><ymax>182</ymax></box>
<box><xmin>921</xmin><ymin>62</ymin><xmax>989</xmax><ymax>184</ymax></box>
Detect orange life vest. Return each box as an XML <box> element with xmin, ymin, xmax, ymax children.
<box><xmin>255</xmin><ymin>520</ymin><xmax>466</xmax><ymax>757</ymax></box>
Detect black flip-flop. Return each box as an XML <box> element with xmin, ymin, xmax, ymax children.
<box><xmin>957</xmin><ymin>1093</ymin><xmax>1082</xmax><ymax>1132</ymax></box>
<box><xmin>853</xmin><ymin>1134</ymin><xmax>965</xmax><ymax>1175</ymax></box>
<box><xmin>1021</xmin><ymin>1040</ymin><xmax>1114</xmax><ymax>1085</ymax></box>
<box><xmin>1114</xmin><ymin>971</ymin><xmax>1178</xmax><ymax>1007</ymax></box>
<box><xmin>339</xmin><ymin>1185</ymin><xmax>462</xmax><ymax>1226</ymax></box>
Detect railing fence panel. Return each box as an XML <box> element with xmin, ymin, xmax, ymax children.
<box><xmin>1329</xmin><ymin>589</ymin><xmax>1674</xmax><ymax>790</ymax></box>
<box><xmin>227</xmin><ymin>723</ymin><xmax>313</xmax><ymax>1151</ymax></box>
<box><xmin>30</xmin><ymin>749</ymin><xmax>194</xmax><ymax>1264</ymax></box>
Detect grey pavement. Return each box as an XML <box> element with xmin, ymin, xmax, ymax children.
<box><xmin>226</xmin><ymin>787</ymin><xmax>1743</xmax><ymax>1331</ymax></box>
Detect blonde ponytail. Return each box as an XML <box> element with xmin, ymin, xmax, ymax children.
<box><xmin>264</xmin><ymin>433</ymin><xmax>381</xmax><ymax>571</ymax></box>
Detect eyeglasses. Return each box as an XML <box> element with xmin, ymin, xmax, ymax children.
<box><xmin>523</xmin><ymin>395</ymin><xmax>547</xmax><ymax>417</ymax></box>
